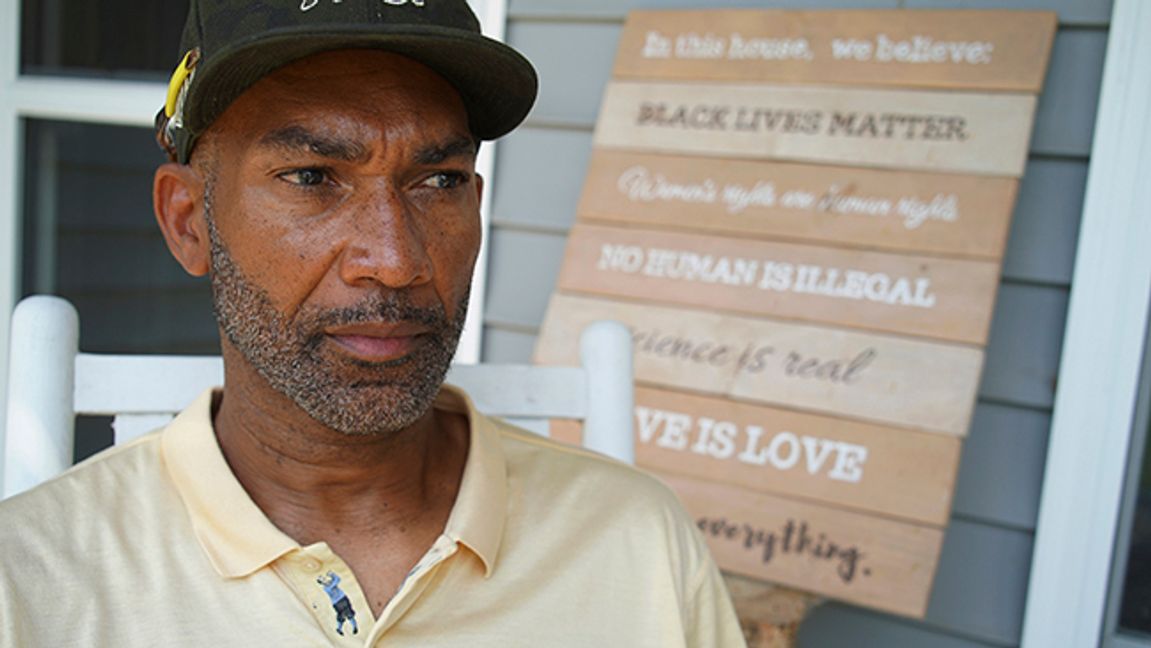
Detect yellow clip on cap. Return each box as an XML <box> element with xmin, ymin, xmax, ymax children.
<box><xmin>164</xmin><ymin>50</ymin><xmax>196</xmax><ymax>118</ymax></box>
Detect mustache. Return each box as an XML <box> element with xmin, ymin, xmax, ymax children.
<box><xmin>301</xmin><ymin>292</ymin><xmax>450</xmax><ymax>331</ymax></box>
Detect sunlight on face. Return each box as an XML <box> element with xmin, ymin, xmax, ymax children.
<box><xmin>205</xmin><ymin>191</ymin><xmax>468</xmax><ymax>435</ymax></box>
<box><xmin>198</xmin><ymin>51</ymin><xmax>480</xmax><ymax>435</ymax></box>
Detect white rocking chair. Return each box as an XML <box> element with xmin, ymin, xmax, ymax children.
<box><xmin>2</xmin><ymin>295</ymin><xmax>634</xmax><ymax>498</ymax></box>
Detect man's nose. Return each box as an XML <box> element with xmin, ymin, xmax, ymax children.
<box><xmin>337</xmin><ymin>188</ymin><xmax>434</xmax><ymax>289</ymax></box>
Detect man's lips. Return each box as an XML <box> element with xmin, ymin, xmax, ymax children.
<box><xmin>324</xmin><ymin>322</ymin><xmax>431</xmax><ymax>362</ymax></box>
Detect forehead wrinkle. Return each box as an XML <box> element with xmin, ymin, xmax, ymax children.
<box><xmin>258</xmin><ymin>125</ymin><xmax>369</xmax><ymax>162</ymax></box>
<box><xmin>415</xmin><ymin>137</ymin><xmax>478</xmax><ymax>166</ymax></box>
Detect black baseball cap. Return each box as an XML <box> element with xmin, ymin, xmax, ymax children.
<box><xmin>158</xmin><ymin>0</ymin><xmax>538</xmax><ymax>163</ymax></box>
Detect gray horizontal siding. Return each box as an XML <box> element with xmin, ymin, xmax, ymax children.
<box><xmin>801</xmin><ymin>603</ymin><xmax>1002</xmax><ymax>648</ymax></box>
<box><xmin>509</xmin><ymin>0</ymin><xmax>1111</xmax><ymax>27</ymax></box>
<box><xmin>980</xmin><ymin>283</ymin><xmax>1070</xmax><ymax>409</ymax></box>
<box><xmin>484</xmin><ymin>228</ymin><xmax>567</xmax><ymax>328</ymax></box>
<box><xmin>508</xmin><ymin>20</ymin><xmax>617</xmax><ymax>126</ymax></box>
<box><xmin>952</xmin><ymin>403</ymin><xmax>1050</xmax><ymax>530</ymax></box>
<box><xmin>1029</xmin><ymin>27</ymin><xmax>1106</xmax><ymax>157</ymax></box>
<box><xmin>480</xmin><ymin>326</ymin><xmax>538</xmax><ymax>363</ymax></box>
<box><xmin>808</xmin><ymin>521</ymin><xmax>1038</xmax><ymax>646</ymax></box>
<box><xmin>903</xmin><ymin>0</ymin><xmax>1111</xmax><ymax>26</ymax></box>
<box><xmin>921</xmin><ymin>520</ymin><xmax>1035</xmax><ymax>644</ymax></box>
<box><xmin>487</xmin><ymin>2</ymin><xmax>1108</xmax><ymax>646</ymax></box>
<box><xmin>491</xmin><ymin>127</ymin><xmax>592</xmax><ymax>232</ymax></box>
<box><xmin>1002</xmin><ymin>158</ymin><xmax>1088</xmax><ymax>285</ymax></box>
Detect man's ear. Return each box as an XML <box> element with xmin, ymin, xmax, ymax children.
<box><xmin>153</xmin><ymin>163</ymin><xmax>210</xmax><ymax>277</ymax></box>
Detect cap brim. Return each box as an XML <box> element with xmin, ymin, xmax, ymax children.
<box><xmin>183</xmin><ymin>24</ymin><xmax>537</xmax><ymax>154</ymax></box>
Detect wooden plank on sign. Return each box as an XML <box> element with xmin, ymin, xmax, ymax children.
<box><xmin>593</xmin><ymin>81</ymin><xmax>1037</xmax><ymax>177</ymax></box>
<box><xmin>662</xmin><ymin>472</ymin><xmax>944</xmax><ymax>618</ymax></box>
<box><xmin>535</xmin><ymin>293</ymin><xmax>983</xmax><ymax>436</ymax></box>
<box><xmin>614</xmin><ymin>10</ymin><xmax>1057</xmax><ymax>93</ymax></box>
<box><xmin>559</xmin><ymin>223</ymin><xmax>1002</xmax><ymax>345</ymax></box>
<box><xmin>633</xmin><ymin>387</ymin><xmax>961</xmax><ymax>526</ymax></box>
<box><xmin>577</xmin><ymin>150</ymin><xmax>1018</xmax><ymax>259</ymax></box>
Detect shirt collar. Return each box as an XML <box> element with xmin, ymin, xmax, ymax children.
<box><xmin>435</xmin><ymin>385</ymin><xmax>507</xmax><ymax>577</ymax></box>
<box><xmin>161</xmin><ymin>389</ymin><xmax>297</xmax><ymax>578</ymax></box>
<box><xmin>161</xmin><ymin>385</ymin><xmax>508</xmax><ymax>579</ymax></box>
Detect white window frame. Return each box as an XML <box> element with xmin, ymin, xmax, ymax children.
<box><xmin>0</xmin><ymin>0</ymin><xmax>508</xmax><ymax>486</ymax></box>
<box><xmin>1021</xmin><ymin>0</ymin><xmax>1151</xmax><ymax>645</ymax></box>
<box><xmin>457</xmin><ymin>0</ymin><xmax>506</xmax><ymax>366</ymax></box>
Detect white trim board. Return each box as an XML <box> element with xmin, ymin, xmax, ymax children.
<box><xmin>1021</xmin><ymin>0</ymin><xmax>1151</xmax><ymax>645</ymax></box>
<box><xmin>457</xmin><ymin>0</ymin><xmax>509</xmax><ymax>365</ymax></box>
<box><xmin>8</xmin><ymin>77</ymin><xmax>164</xmax><ymax>126</ymax></box>
<box><xmin>0</xmin><ymin>0</ymin><xmax>21</xmax><ymax>493</ymax></box>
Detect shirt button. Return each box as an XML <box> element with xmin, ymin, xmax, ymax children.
<box><xmin>302</xmin><ymin>559</ymin><xmax>322</xmax><ymax>572</ymax></box>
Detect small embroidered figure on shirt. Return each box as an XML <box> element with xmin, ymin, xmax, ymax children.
<box><xmin>317</xmin><ymin>571</ymin><xmax>359</xmax><ymax>636</ymax></box>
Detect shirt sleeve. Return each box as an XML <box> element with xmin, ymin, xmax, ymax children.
<box><xmin>684</xmin><ymin>540</ymin><xmax>747</xmax><ymax>647</ymax></box>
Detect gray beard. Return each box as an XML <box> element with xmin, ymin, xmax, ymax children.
<box><xmin>203</xmin><ymin>197</ymin><xmax>466</xmax><ymax>436</ymax></box>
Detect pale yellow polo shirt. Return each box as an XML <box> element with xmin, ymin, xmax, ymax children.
<box><xmin>0</xmin><ymin>386</ymin><xmax>744</xmax><ymax>647</ymax></box>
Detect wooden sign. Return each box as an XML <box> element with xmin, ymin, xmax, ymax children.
<box><xmin>559</xmin><ymin>223</ymin><xmax>1001</xmax><ymax>344</ymax></box>
<box><xmin>577</xmin><ymin>150</ymin><xmax>1018</xmax><ymax>259</ymax></box>
<box><xmin>536</xmin><ymin>293</ymin><xmax>984</xmax><ymax>436</ymax></box>
<box><xmin>634</xmin><ymin>387</ymin><xmax>961</xmax><ymax>526</ymax></box>
<box><xmin>614</xmin><ymin>10</ymin><xmax>1057</xmax><ymax>93</ymax></box>
<box><xmin>663</xmin><ymin>473</ymin><xmax>944</xmax><ymax>618</ymax></box>
<box><xmin>594</xmin><ymin>81</ymin><xmax>1036</xmax><ymax>176</ymax></box>
<box><xmin>536</xmin><ymin>9</ymin><xmax>1056</xmax><ymax>618</ymax></box>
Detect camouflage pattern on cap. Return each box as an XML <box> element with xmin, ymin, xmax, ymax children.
<box><xmin>157</xmin><ymin>0</ymin><xmax>537</xmax><ymax>163</ymax></box>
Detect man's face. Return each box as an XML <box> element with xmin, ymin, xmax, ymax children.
<box><xmin>195</xmin><ymin>50</ymin><xmax>481</xmax><ymax>435</ymax></box>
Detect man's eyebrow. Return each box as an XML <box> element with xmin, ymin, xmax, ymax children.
<box><xmin>257</xmin><ymin>126</ymin><xmax>369</xmax><ymax>162</ymax></box>
<box><xmin>414</xmin><ymin>137</ymin><xmax>478</xmax><ymax>165</ymax></box>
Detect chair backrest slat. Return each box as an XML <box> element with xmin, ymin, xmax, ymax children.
<box><xmin>75</xmin><ymin>354</ymin><xmax>224</xmax><ymax>415</ymax></box>
<box><xmin>3</xmin><ymin>295</ymin><xmax>634</xmax><ymax>499</ymax></box>
<box><xmin>113</xmin><ymin>413</ymin><xmax>179</xmax><ymax>444</ymax></box>
<box><xmin>445</xmin><ymin>365</ymin><xmax>587</xmax><ymax>419</ymax></box>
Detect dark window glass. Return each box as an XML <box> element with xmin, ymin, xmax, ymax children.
<box><xmin>1118</xmin><ymin>426</ymin><xmax>1151</xmax><ymax>637</ymax></box>
<box><xmin>21</xmin><ymin>119</ymin><xmax>219</xmax><ymax>460</ymax></box>
<box><xmin>20</xmin><ymin>0</ymin><xmax>190</xmax><ymax>79</ymax></box>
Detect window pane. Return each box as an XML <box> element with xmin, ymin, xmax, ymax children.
<box><xmin>21</xmin><ymin>120</ymin><xmax>219</xmax><ymax>461</ymax></box>
<box><xmin>20</xmin><ymin>0</ymin><xmax>189</xmax><ymax>79</ymax></box>
<box><xmin>21</xmin><ymin>119</ymin><xmax>219</xmax><ymax>355</ymax></box>
<box><xmin>1118</xmin><ymin>427</ymin><xmax>1151</xmax><ymax>636</ymax></box>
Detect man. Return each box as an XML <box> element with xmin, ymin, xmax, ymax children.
<box><xmin>0</xmin><ymin>1</ymin><xmax>743</xmax><ymax>646</ymax></box>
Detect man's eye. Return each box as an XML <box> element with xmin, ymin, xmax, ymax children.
<box><xmin>422</xmin><ymin>172</ymin><xmax>468</xmax><ymax>189</ymax></box>
<box><xmin>279</xmin><ymin>168</ymin><xmax>330</xmax><ymax>187</ymax></box>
